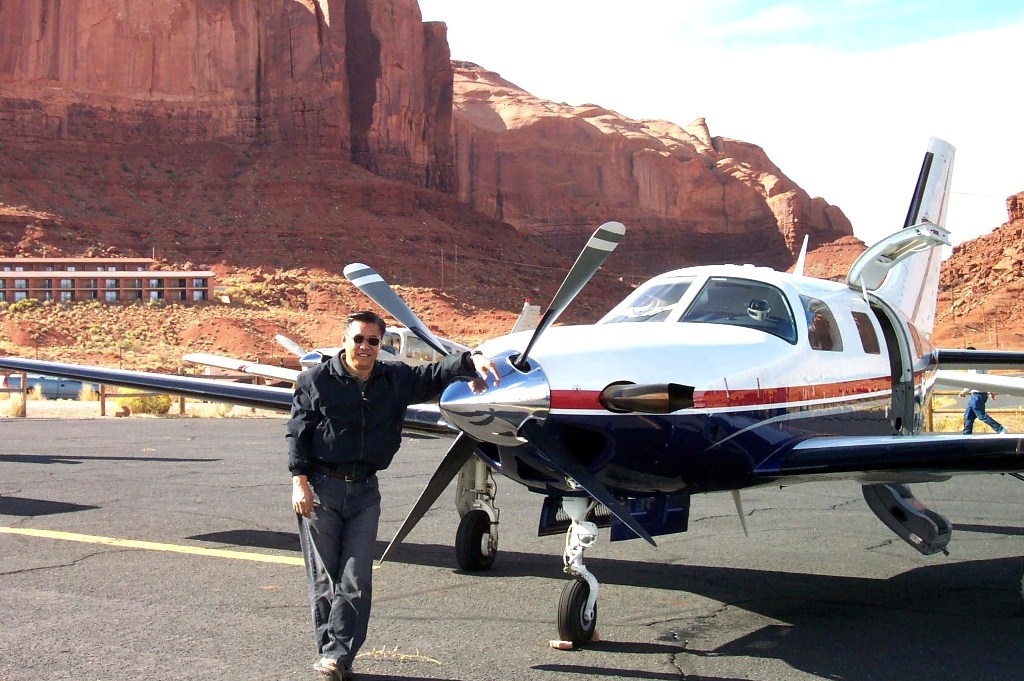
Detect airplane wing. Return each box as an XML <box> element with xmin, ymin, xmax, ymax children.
<box><xmin>933</xmin><ymin>370</ymin><xmax>1024</xmax><ymax>398</ymax></box>
<box><xmin>0</xmin><ymin>356</ymin><xmax>451</xmax><ymax>432</ymax></box>
<box><xmin>182</xmin><ymin>352</ymin><xmax>301</xmax><ymax>384</ymax></box>
<box><xmin>752</xmin><ymin>433</ymin><xmax>1024</xmax><ymax>485</ymax></box>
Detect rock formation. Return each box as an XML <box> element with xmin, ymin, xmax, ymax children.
<box><xmin>933</xmin><ymin>191</ymin><xmax>1024</xmax><ymax>349</ymax></box>
<box><xmin>451</xmin><ymin>64</ymin><xmax>852</xmax><ymax>271</ymax></box>
<box><xmin>0</xmin><ymin>0</ymin><xmax>454</xmax><ymax>190</ymax></box>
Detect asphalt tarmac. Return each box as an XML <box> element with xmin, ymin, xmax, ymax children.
<box><xmin>2</xmin><ymin>417</ymin><xmax>1024</xmax><ymax>681</ymax></box>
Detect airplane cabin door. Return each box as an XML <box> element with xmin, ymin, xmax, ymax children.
<box><xmin>869</xmin><ymin>300</ymin><xmax>915</xmax><ymax>434</ymax></box>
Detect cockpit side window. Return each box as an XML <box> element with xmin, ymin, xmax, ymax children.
<box><xmin>802</xmin><ymin>296</ymin><xmax>843</xmax><ymax>352</ymax></box>
<box><xmin>600</xmin><ymin>278</ymin><xmax>694</xmax><ymax>323</ymax></box>
<box><xmin>680</xmin><ymin>278</ymin><xmax>797</xmax><ymax>343</ymax></box>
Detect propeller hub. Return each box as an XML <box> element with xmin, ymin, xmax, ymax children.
<box><xmin>440</xmin><ymin>351</ymin><xmax>550</xmax><ymax>447</ymax></box>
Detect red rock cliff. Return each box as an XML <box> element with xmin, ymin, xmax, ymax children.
<box><xmin>452</xmin><ymin>64</ymin><xmax>852</xmax><ymax>271</ymax></box>
<box><xmin>0</xmin><ymin>0</ymin><xmax>453</xmax><ymax>190</ymax></box>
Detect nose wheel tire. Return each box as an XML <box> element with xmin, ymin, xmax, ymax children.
<box><xmin>557</xmin><ymin>578</ymin><xmax>597</xmax><ymax>645</ymax></box>
<box><xmin>455</xmin><ymin>509</ymin><xmax>496</xmax><ymax>571</ymax></box>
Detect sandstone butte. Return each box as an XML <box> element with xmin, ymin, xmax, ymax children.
<box><xmin>0</xmin><ymin>0</ymin><xmax>1019</xmax><ymax>370</ymax></box>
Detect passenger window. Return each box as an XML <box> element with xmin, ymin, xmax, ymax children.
<box><xmin>680</xmin><ymin>278</ymin><xmax>797</xmax><ymax>343</ymax></box>
<box><xmin>802</xmin><ymin>297</ymin><xmax>843</xmax><ymax>352</ymax></box>
<box><xmin>851</xmin><ymin>311</ymin><xmax>881</xmax><ymax>354</ymax></box>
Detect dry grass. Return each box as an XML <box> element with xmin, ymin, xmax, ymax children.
<box><xmin>0</xmin><ymin>397</ymin><xmax>283</xmax><ymax>419</ymax></box>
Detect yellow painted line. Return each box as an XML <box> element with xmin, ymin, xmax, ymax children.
<box><xmin>0</xmin><ymin>526</ymin><xmax>304</xmax><ymax>566</ymax></box>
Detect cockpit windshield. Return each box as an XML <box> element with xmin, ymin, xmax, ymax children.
<box><xmin>599</xmin><ymin>278</ymin><xmax>695</xmax><ymax>323</ymax></box>
<box><xmin>680</xmin><ymin>277</ymin><xmax>797</xmax><ymax>343</ymax></box>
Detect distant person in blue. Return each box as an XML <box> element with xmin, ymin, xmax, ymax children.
<box><xmin>960</xmin><ymin>387</ymin><xmax>1006</xmax><ymax>434</ymax></box>
<box><xmin>959</xmin><ymin>347</ymin><xmax>1007</xmax><ymax>434</ymax></box>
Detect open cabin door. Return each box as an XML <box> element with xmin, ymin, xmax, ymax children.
<box><xmin>868</xmin><ymin>299</ymin><xmax>915</xmax><ymax>434</ymax></box>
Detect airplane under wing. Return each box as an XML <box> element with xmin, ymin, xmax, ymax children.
<box><xmin>753</xmin><ymin>433</ymin><xmax>1024</xmax><ymax>485</ymax></box>
<box><xmin>933</xmin><ymin>369</ymin><xmax>1024</xmax><ymax>398</ymax></box>
<box><xmin>0</xmin><ymin>356</ymin><xmax>450</xmax><ymax>432</ymax></box>
<box><xmin>182</xmin><ymin>352</ymin><xmax>300</xmax><ymax>384</ymax></box>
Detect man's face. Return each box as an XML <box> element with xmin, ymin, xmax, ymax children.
<box><xmin>342</xmin><ymin>320</ymin><xmax>382</xmax><ymax>373</ymax></box>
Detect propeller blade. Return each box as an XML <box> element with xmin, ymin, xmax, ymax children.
<box><xmin>516</xmin><ymin>221</ymin><xmax>625</xmax><ymax>369</ymax></box>
<box><xmin>519</xmin><ymin>419</ymin><xmax>656</xmax><ymax>546</ymax></box>
<box><xmin>343</xmin><ymin>263</ymin><xmax>450</xmax><ymax>356</ymax></box>
<box><xmin>599</xmin><ymin>382</ymin><xmax>694</xmax><ymax>414</ymax></box>
<box><xmin>275</xmin><ymin>334</ymin><xmax>307</xmax><ymax>358</ymax></box>
<box><xmin>731</xmin><ymin>490</ymin><xmax>749</xmax><ymax>537</ymax></box>
<box><xmin>379</xmin><ymin>432</ymin><xmax>481</xmax><ymax>564</ymax></box>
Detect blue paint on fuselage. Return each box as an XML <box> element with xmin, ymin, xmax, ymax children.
<box><xmin>484</xmin><ymin>400</ymin><xmax>895</xmax><ymax>498</ymax></box>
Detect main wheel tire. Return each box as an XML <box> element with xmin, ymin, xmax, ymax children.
<box><xmin>557</xmin><ymin>578</ymin><xmax>596</xmax><ymax>645</ymax></box>
<box><xmin>455</xmin><ymin>509</ymin><xmax>496</xmax><ymax>571</ymax></box>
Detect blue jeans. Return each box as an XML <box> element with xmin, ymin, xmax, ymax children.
<box><xmin>296</xmin><ymin>473</ymin><xmax>381</xmax><ymax>668</ymax></box>
<box><xmin>963</xmin><ymin>392</ymin><xmax>1003</xmax><ymax>434</ymax></box>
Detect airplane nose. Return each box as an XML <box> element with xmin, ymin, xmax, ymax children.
<box><xmin>440</xmin><ymin>352</ymin><xmax>550</xmax><ymax>446</ymax></box>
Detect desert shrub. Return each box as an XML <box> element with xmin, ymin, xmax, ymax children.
<box><xmin>1</xmin><ymin>394</ymin><xmax>25</xmax><ymax>416</ymax></box>
<box><xmin>116</xmin><ymin>391</ymin><xmax>173</xmax><ymax>415</ymax></box>
<box><xmin>79</xmin><ymin>384</ymin><xmax>99</xmax><ymax>401</ymax></box>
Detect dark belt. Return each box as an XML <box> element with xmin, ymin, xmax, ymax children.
<box><xmin>309</xmin><ymin>462</ymin><xmax>376</xmax><ymax>483</ymax></box>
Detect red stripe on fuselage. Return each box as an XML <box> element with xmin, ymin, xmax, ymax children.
<box><xmin>550</xmin><ymin>375</ymin><xmax>895</xmax><ymax>411</ymax></box>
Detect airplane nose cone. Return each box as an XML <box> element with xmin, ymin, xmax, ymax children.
<box><xmin>440</xmin><ymin>352</ymin><xmax>550</xmax><ymax>446</ymax></box>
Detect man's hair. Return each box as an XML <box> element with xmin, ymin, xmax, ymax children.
<box><xmin>345</xmin><ymin>310</ymin><xmax>386</xmax><ymax>337</ymax></box>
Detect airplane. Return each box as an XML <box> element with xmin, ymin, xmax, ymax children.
<box><xmin>4</xmin><ymin>137</ymin><xmax>1024</xmax><ymax>647</ymax></box>
<box><xmin>181</xmin><ymin>326</ymin><xmax>472</xmax><ymax>383</ymax></box>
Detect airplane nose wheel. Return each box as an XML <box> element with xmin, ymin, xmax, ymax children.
<box><xmin>558</xmin><ymin>496</ymin><xmax>600</xmax><ymax>645</ymax></box>
<box><xmin>455</xmin><ymin>509</ymin><xmax>497</xmax><ymax>571</ymax></box>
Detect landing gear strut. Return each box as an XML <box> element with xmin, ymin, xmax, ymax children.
<box><xmin>558</xmin><ymin>496</ymin><xmax>600</xmax><ymax>645</ymax></box>
<box><xmin>454</xmin><ymin>457</ymin><xmax>498</xmax><ymax>571</ymax></box>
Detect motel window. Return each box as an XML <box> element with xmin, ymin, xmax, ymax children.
<box><xmin>192</xmin><ymin>278</ymin><xmax>206</xmax><ymax>288</ymax></box>
<box><xmin>14</xmin><ymin>291</ymin><xmax>26</xmax><ymax>301</ymax></box>
<box><xmin>41</xmin><ymin>279</ymin><xmax>52</xmax><ymax>289</ymax></box>
<box><xmin>59</xmin><ymin>291</ymin><xmax>74</xmax><ymax>302</ymax></box>
<box><xmin>149</xmin><ymin>278</ymin><xmax>162</xmax><ymax>288</ymax></box>
<box><xmin>0</xmin><ymin>292</ymin><xmax>5</xmax><ymax>301</ymax></box>
<box><xmin>105</xmin><ymin>279</ymin><xmax>117</xmax><ymax>288</ymax></box>
<box><xmin>149</xmin><ymin>291</ymin><xmax>163</xmax><ymax>300</ymax></box>
<box><xmin>59</xmin><ymin>279</ymin><xmax>72</xmax><ymax>289</ymax></box>
<box><xmin>104</xmin><ymin>291</ymin><xmax>119</xmax><ymax>301</ymax></box>
<box><xmin>40</xmin><ymin>291</ymin><xmax>52</xmax><ymax>301</ymax></box>
<box><xmin>67</xmin><ymin>266</ymin><xmax>76</xmax><ymax>272</ymax></box>
<box><xmin>192</xmin><ymin>290</ymin><xmax>206</xmax><ymax>301</ymax></box>
<box><xmin>14</xmin><ymin>279</ymin><xmax>26</xmax><ymax>289</ymax></box>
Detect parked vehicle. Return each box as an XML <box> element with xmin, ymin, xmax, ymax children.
<box><xmin>0</xmin><ymin>373</ymin><xmax>99</xmax><ymax>400</ymax></box>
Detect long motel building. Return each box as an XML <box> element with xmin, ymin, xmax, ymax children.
<box><xmin>0</xmin><ymin>258</ymin><xmax>214</xmax><ymax>303</ymax></box>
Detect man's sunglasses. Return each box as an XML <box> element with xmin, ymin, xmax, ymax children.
<box><xmin>350</xmin><ymin>334</ymin><xmax>381</xmax><ymax>347</ymax></box>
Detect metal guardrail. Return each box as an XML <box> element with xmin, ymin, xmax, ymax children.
<box><xmin>1</xmin><ymin>371</ymin><xmax>266</xmax><ymax>418</ymax></box>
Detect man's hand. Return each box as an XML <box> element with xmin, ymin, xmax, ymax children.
<box><xmin>469</xmin><ymin>353</ymin><xmax>501</xmax><ymax>393</ymax></box>
<box><xmin>292</xmin><ymin>475</ymin><xmax>313</xmax><ymax>518</ymax></box>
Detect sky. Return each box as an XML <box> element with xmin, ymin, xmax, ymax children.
<box><xmin>418</xmin><ymin>0</ymin><xmax>1024</xmax><ymax>249</ymax></box>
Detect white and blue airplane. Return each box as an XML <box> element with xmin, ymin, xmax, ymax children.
<box><xmin>3</xmin><ymin>138</ymin><xmax>1024</xmax><ymax>645</ymax></box>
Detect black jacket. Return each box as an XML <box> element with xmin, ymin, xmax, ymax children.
<box><xmin>286</xmin><ymin>350</ymin><xmax>476</xmax><ymax>476</ymax></box>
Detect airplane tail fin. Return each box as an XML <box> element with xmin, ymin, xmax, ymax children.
<box><xmin>510</xmin><ymin>300</ymin><xmax>541</xmax><ymax>334</ymax></box>
<box><xmin>846</xmin><ymin>138</ymin><xmax>954</xmax><ymax>335</ymax></box>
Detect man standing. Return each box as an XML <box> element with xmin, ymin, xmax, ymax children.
<box><xmin>287</xmin><ymin>311</ymin><xmax>499</xmax><ymax>680</ymax></box>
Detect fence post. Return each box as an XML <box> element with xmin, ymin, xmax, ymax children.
<box><xmin>17</xmin><ymin>371</ymin><xmax>26</xmax><ymax>417</ymax></box>
<box><xmin>100</xmin><ymin>384</ymin><xmax>106</xmax><ymax>417</ymax></box>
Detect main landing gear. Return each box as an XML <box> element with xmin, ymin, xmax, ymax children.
<box><xmin>557</xmin><ymin>496</ymin><xmax>600</xmax><ymax>645</ymax></box>
<box><xmin>454</xmin><ymin>457</ymin><xmax>499</xmax><ymax>571</ymax></box>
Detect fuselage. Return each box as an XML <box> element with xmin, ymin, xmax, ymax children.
<box><xmin>442</xmin><ymin>264</ymin><xmax>937</xmax><ymax>497</ymax></box>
